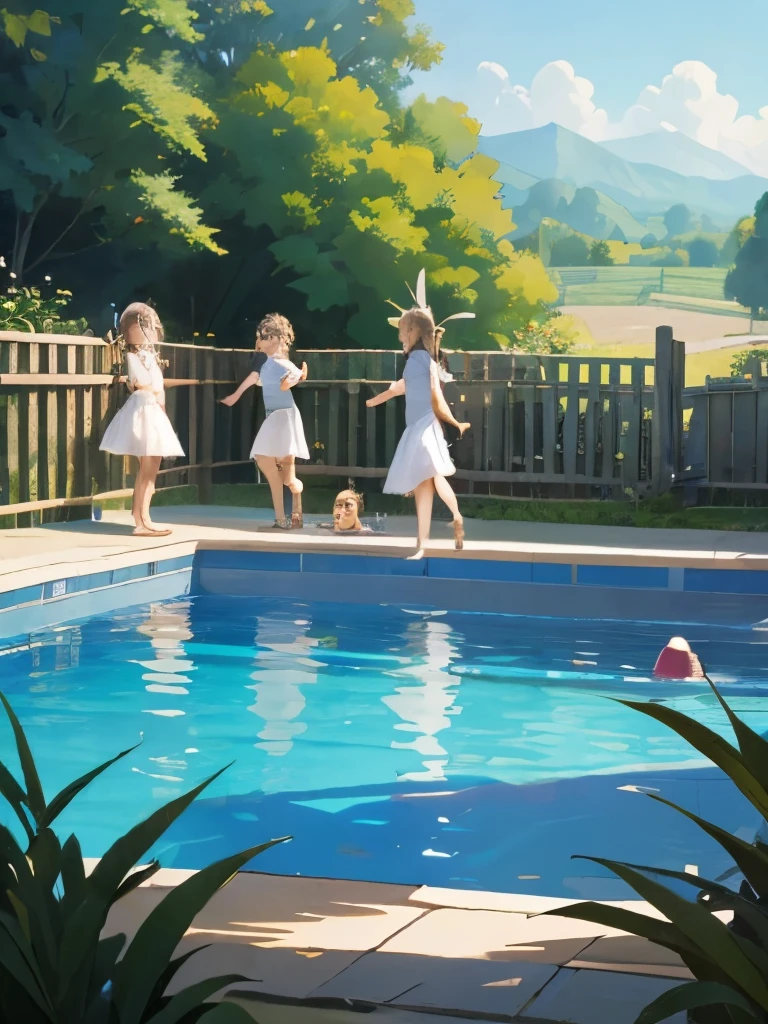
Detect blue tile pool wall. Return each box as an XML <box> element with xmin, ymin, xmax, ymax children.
<box><xmin>0</xmin><ymin>555</ymin><xmax>193</xmax><ymax>639</ymax></box>
<box><xmin>194</xmin><ymin>548</ymin><xmax>768</xmax><ymax>596</ymax></box>
<box><xmin>4</xmin><ymin>547</ymin><xmax>768</xmax><ymax>636</ymax></box>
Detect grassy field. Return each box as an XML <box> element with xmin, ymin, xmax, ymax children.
<box><xmin>144</xmin><ymin>484</ymin><xmax>768</xmax><ymax>532</ymax></box>
<box><xmin>552</xmin><ymin>267</ymin><xmax>730</xmax><ymax>306</ymax></box>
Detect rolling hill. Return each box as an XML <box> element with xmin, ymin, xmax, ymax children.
<box><xmin>601</xmin><ymin>131</ymin><xmax>753</xmax><ymax>181</ymax></box>
<box><xmin>479</xmin><ymin>123</ymin><xmax>767</xmax><ymax>225</ymax></box>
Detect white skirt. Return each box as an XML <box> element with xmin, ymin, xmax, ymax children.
<box><xmin>250</xmin><ymin>406</ymin><xmax>309</xmax><ymax>461</ymax></box>
<box><xmin>100</xmin><ymin>391</ymin><xmax>184</xmax><ymax>459</ymax></box>
<box><xmin>383</xmin><ymin>412</ymin><xmax>455</xmax><ymax>494</ymax></box>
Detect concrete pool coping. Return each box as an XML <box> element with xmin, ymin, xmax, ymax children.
<box><xmin>95</xmin><ymin>861</ymin><xmax>702</xmax><ymax>1023</ymax></box>
<box><xmin>3</xmin><ymin>505</ymin><xmax>768</xmax><ymax>599</ymax></box>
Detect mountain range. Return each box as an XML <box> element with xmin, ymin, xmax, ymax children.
<box><xmin>478</xmin><ymin>124</ymin><xmax>768</xmax><ymax>240</ymax></box>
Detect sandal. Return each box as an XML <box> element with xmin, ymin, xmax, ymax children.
<box><xmin>453</xmin><ymin>518</ymin><xmax>465</xmax><ymax>551</ymax></box>
<box><xmin>133</xmin><ymin>527</ymin><xmax>172</xmax><ymax>538</ymax></box>
<box><xmin>272</xmin><ymin>517</ymin><xmax>292</xmax><ymax>530</ymax></box>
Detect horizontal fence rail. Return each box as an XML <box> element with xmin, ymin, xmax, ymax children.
<box><xmin>0</xmin><ymin>328</ymin><xmax>686</xmax><ymax>524</ymax></box>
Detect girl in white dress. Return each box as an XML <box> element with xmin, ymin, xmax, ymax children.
<box><xmin>221</xmin><ymin>313</ymin><xmax>308</xmax><ymax>529</ymax></box>
<box><xmin>367</xmin><ymin>307</ymin><xmax>470</xmax><ymax>559</ymax></box>
<box><xmin>100</xmin><ymin>302</ymin><xmax>184</xmax><ymax>537</ymax></box>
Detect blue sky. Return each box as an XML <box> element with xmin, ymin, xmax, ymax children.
<box><xmin>406</xmin><ymin>0</ymin><xmax>767</xmax><ymax>119</ymax></box>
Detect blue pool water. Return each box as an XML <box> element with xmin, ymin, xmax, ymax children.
<box><xmin>1</xmin><ymin>594</ymin><xmax>766</xmax><ymax>899</ymax></box>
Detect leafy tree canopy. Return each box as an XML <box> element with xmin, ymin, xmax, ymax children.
<box><xmin>0</xmin><ymin>0</ymin><xmax>557</xmax><ymax>348</ymax></box>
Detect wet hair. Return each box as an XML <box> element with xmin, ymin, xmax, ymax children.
<box><xmin>119</xmin><ymin>302</ymin><xmax>164</xmax><ymax>350</ymax></box>
<box><xmin>256</xmin><ymin>313</ymin><xmax>294</xmax><ymax>357</ymax></box>
<box><xmin>400</xmin><ymin>307</ymin><xmax>437</xmax><ymax>359</ymax></box>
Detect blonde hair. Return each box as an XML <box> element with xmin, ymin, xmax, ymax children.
<box><xmin>256</xmin><ymin>313</ymin><xmax>294</xmax><ymax>357</ymax></box>
<box><xmin>400</xmin><ymin>307</ymin><xmax>437</xmax><ymax>358</ymax></box>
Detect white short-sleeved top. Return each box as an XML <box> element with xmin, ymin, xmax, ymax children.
<box><xmin>259</xmin><ymin>356</ymin><xmax>303</xmax><ymax>412</ymax></box>
<box><xmin>126</xmin><ymin>349</ymin><xmax>164</xmax><ymax>394</ymax></box>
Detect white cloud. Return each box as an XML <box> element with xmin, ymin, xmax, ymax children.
<box><xmin>476</xmin><ymin>59</ymin><xmax>768</xmax><ymax>176</ymax></box>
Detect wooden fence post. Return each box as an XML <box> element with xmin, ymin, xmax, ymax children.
<box><xmin>652</xmin><ymin>325</ymin><xmax>685</xmax><ymax>495</ymax></box>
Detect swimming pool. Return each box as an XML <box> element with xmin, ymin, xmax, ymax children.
<box><xmin>1</xmin><ymin>593</ymin><xmax>765</xmax><ymax>899</ymax></box>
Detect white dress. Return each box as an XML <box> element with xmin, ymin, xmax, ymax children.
<box><xmin>100</xmin><ymin>349</ymin><xmax>184</xmax><ymax>458</ymax></box>
<box><xmin>249</xmin><ymin>357</ymin><xmax>309</xmax><ymax>460</ymax></box>
<box><xmin>383</xmin><ymin>349</ymin><xmax>455</xmax><ymax>494</ymax></box>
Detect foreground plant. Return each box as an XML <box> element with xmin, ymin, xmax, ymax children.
<box><xmin>547</xmin><ymin>673</ymin><xmax>768</xmax><ymax>1024</ymax></box>
<box><xmin>0</xmin><ymin>692</ymin><xmax>287</xmax><ymax>1022</ymax></box>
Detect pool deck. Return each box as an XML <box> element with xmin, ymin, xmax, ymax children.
<box><xmin>2</xmin><ymin>507</ymin><xmax>746</xmax><ymax>1022</ymax></box>
<box><xmin>98</xmin><ymin>862</ymin><xmax>701</xmax><ymax>1024</ymax></box>
<box><xmin>3</xmin><ymin>504</ymin><xmax>768</xmax><ymax>597</ymax></box>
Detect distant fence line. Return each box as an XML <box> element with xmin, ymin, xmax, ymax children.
<box><xmin>0</xmin><ymin>323</ymin><xmax>740</xmax><ymax>526</ymax></box>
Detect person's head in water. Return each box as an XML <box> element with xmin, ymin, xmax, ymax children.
<box><xmin>119</xmin><ymin>302</ymin><xmax>163</xmax><ymax>352</ymax></box>
<box><xmin>398</xmin><ymin>307</ymin><xmax>437</xmax><ymax>359</ymax></box>
<box><xmin>333</xmin><ymin>489</ymin><xmax>364</xmax><ymax>531</ymax></box>
<box><xmin>256</xmin><ymin>312</ymin><xmax>294</xmax><ymax>358</ymax></box>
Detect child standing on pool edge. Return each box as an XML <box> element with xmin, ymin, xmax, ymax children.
<box><xmin>222</xmin><ymin>313</ymin><xmax>308</xmax><ymax>529</ymax></box>
<box><xmin>100</xmin><ymin>302</ymin><xmax>185</xmax><ymax>537</ymax></box>
<box><xmin>368</xmin><ymin>305</ymin><xmax>471</xmax><ymax>559</ymax></box>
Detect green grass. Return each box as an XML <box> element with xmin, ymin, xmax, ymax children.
<box><xmin>208</xmin><ymin>484</ymin><xmax>768</xmax><ymax>532</ymax></box>
<box><xmin>553</xmin><ymin>267</ymin><xmax>730</xmax><ymax>306</ymax></box>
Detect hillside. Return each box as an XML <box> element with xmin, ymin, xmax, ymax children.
<box><xmin>479</xmin><ymin>123</ymin><xmax>767</xmax><ymax>224</ymax></box>
<box><xmin>601</xmin><ymin>131</ymin><xmax>755</xmax><ymax>181</ymax></box>
<box><xmin>502</xmin><ymin>178</ymin><xmax>649</xmax><ymax>242</ymax></box>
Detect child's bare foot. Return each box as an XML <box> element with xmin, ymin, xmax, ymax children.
<box><xmin>453</xmin><ymin>517</ymin><xmax>464</xmax><ymax>551</ymax></box>
<box><xmin>407</xmin><ymin>546</ymin><xmax>426</xmax><ymax>561</ymax></box>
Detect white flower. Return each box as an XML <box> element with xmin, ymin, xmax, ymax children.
<box><xmin>0</xmin><ymin>256</ymin><xmax>5</xmax><ymax>268</ymax></box>
<box><xmin>44</xmin><ymin>275</ymin><xmax>51</xmax><ymax>283</ymax></box>
<box><xmin>9</xmin><ymin>271</ymin><xmax>16</xmax><ymax>279</ymax></box>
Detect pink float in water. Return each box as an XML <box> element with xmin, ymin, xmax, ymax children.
<box><xmin>653</xmin><ymin>636</ymin><xmax>704</xmax><ymax>680</ymax></box>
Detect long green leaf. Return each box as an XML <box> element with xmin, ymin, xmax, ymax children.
<box><xmin>40</xmin><ymin>742</ymin><xmax>141</xmax><ymax>829</ymax></box>
<box><xmin>0</xmin><ymin>761</ymin><xmax>34</xmax><ymax>842</ymax></box>
<box><xmin>582</xmin><ymin>856</ymin><xmax>768</xmax><ymax>1009</ymax></box>
<box><xmin>702</xmin><ymin>671</ymin><xmax>768</xmax><ymax>798</ymax></box>
<box><xmin>143</xmin><ymin>944</ymin><xmax>213</xmax><ymax>1015</ymax></box>
<box><xmin>29</xmin><ymin>828</ymin><xmax>62</xmax><ymax>894</ymax></box>
<box><xmin>543</xmin><ymin>900</ymin><xmax>716</xmax><ymax>972</ymax></box>
<box><xmin>144</xmin><ymin>975</ymin><xmax>251</xmax><ymax>1024</ymax></box>
<box><xmin>0</xmin><ymin>825</ymin><xmax>57</xmax><ymax>977</ymax></box>
<box><xmin>0</xmin><ymin>915</ymin><xmax>53</xmax><ymax>1018</ymax></box>
<box><xmin>111</xmin><ymin>860</ymin><xmax>161</xmax><ymax>906</ymax></box>
<box><xmin>643</xmin><ymin>793</ymin><xmax>768</xmax><ymax>899</ymax></box>
<box><xmin>593</xmin><ymin>858</ymin><xmax>768</xmax><ymax>949</ymax></box>
<box><xmin>113</xmin><ymin>838</ymin><xmax>287</xmax><ymax>1024</ymax></box>
<box><xmin>59</xmin><ymin>834</ymin><xmax>87</xmax><ymax>917</ymax></box>
<box><xmin>60</xmin><ymin>767</ymin><xmax>235</xmax><ymax>1007</ymax></box>
<box><xmin>88</xmin><ymin>765</ymin><xmax>232</xmax><ymax>903</ymax></box>
<box><xmin>617</xmin><ymin>698</ymin><xmax>768</xmax><ymax>820</ymax></box>
<box><xmin>197</xmin><ymin>1003</ymin><xmax>256</xmax><ymax>1024</ymax></box>
<box><xmin>0</xmin><ymin>692</ymin><xmax>46</xmax><ymax>824</ymax></box>
<box><xmin>635</xmin><ymin>981</ymin><xmax>760</xmax><ymax>1024</ymax></box>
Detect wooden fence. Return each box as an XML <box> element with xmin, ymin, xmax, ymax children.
<box><xmin>682</xmin><ymin>355</ymin><xmax>768</xmax><ymax>490</ymax></box>
<box><xmin>0</xmin><ymin>327</ymin><xmax>685</xmax><ymax>524</ymax></box>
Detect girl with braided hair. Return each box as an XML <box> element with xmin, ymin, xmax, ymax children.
<box><xmin>222</xmin><ymin>313</ymin><xmax>308</xmax><ymax>529</ymax></box>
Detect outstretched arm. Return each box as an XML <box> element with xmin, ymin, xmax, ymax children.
<box><xmin>430</xmin><ymin>362</ymin><xmax>470</xmax><ymax>435</ymax></box>
<box><xmin>280</xmin><ymin>362</ymin><xmax>308</xmax><ymax>392</ymax></box>
<box><xmin>366</xmin><ymin>378</ymin><xmax>405</xmax><ymax>408</ymax></box>
<box><xmin>221</xmin><ymin>371</ymin><xmax>260</xmax><ymax>407</ymax></box>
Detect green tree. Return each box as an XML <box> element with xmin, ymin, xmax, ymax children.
<box><xmin>663</xmin><ymin>202</ymin><xmax>691</xmax><ymax>239</ymax></box>
<box><xmin>588</xmin><ymin>239</ymin><xmax>614</xmax><ymax>266</ymax></box>
<box><xmin>686</xmin><ymin>237</ymin><xmax>719</xmax><ymax>267</ymax></box>
<box><xmin>0</xmin><ymin>0</ymin><xmax>228</xmax><ymax>283</ymax></box>
<box><xmin>725</xmin><ymin>192</ymin><xmax>768</xmax><ymax>326</ymax></box>
<box><xmin>549</xmin><ymin>234</ymin><xmax>589</xmax><ymax>267</ymax></box>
